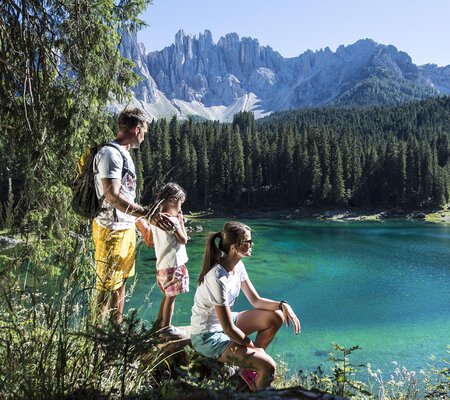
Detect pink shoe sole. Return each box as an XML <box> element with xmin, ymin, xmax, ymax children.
<box><xmin>239</xmin><ymin>368</ymin><xmax>257</xmax><ymax>391</ymax></box>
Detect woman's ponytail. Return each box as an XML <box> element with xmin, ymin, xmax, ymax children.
<box><xmin>196</xmin><ymin>222</ymin><xmax>251</xmax><ymax>285</ymax></box>
<box><xmin>198</xmin><ymin>231</ymin><xmax>222</xmax><ymax>284</ymax></box>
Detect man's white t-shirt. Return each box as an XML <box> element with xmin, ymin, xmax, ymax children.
<box><xmin>190</xmin><ymin>261</ymin><xmax>248</xmax><ymax>334</ymax></box>
<box><xmin>93</xmin><ymin>143</ymin><xmax>137</xmax><ymax>230</ymax></box>
<box><xmin>150</xmin><ymin>216</ymin><xmax>188</xmax><ymax>270</ymax></box>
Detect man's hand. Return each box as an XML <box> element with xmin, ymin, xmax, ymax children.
<box><xmin>150</xmin><ymin>212</ymin><xmax>175</xmax><ymax>231</ymax></box>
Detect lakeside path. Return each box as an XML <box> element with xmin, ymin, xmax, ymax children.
<box><xmin>186</xmin><ymin>207</ymin><xmax>450</xmax><ymax>224</ymax></box>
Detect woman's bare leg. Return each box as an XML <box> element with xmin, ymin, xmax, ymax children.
<box><xmin>219</xmin><ymin>342</ymin><xmax>276</xmax><ymax>390</ymax></box>
<box><xmin>235</xmin><ymin>309</ymin><xmax>284</xmax><ymax>349</ymax></box>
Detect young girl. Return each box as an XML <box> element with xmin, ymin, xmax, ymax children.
<box><xmin>149</xmin><ymin>182</ymin><xmax>189</xmax><ymax>339</ymax></box>
<box><xmin>190</xmin><ymin>221</ymin><xmax>301</xmax><ymax>391</ymax></box>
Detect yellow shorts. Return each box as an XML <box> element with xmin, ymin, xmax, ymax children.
<box><xmin>92</xmin><ymin>220</ymin><xmax>136</xmax><ymax>292</ymax></box>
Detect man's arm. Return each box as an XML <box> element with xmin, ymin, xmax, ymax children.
<box><xmin>102</xmin><ymin>178</ymin><xmax>147</xmax><ymax>217</ymax></box>
<box><xmin>102</xmin><ymin>178</ymin><xmax>175</xmax><ymax>231</ymax></box>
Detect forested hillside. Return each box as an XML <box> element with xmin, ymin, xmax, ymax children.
<box><xmin>133</xmin><ymin>97</ymin><xmax>450</xmax><ymax>210</ymax></box>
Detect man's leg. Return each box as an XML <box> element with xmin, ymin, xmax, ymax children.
<box><xmin>96</xmin><ymin>290</ymin><xmax>111</xmax><ymax>325</ymax></box>
<box><xmin>110</xmin><ymin>281</ymin><xmax>126</xmax><ymax>324</ymax></box>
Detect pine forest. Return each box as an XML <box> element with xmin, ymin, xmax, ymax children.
<box><xmin>131</xmin><ymin>97</ymin><xmax>450</xmax><ymax>211</ymax></box>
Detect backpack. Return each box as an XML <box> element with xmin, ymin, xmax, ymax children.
<box><xmin>71</xmin><ymin>142</ymin><xmax>133</xmax><ymax>219</ymax></box>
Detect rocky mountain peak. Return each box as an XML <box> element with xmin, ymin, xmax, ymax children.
<box><xmin>119</xmin><ymin>30</ymin><xmax>450</xmax><ymax>121</ymax></box>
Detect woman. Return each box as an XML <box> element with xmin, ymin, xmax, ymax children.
<box><xmin>190</xmin><ymin>221</ymin><xmax>301</xmax><ymax>391</ymax></box>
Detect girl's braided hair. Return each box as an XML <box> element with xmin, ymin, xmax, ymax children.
<box><xmin>155</xmin><ymin>182</ymin><xmax>186</xmax><ymax>204</ymax></box>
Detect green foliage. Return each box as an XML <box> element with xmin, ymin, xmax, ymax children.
<box><xmin>423</xmin><ymin>348</ymin><xmax>450</xmax><ymax>399</ymax></box>
<box><xmin>0</xmin><ymin>0</ymin><xmax>150</xmax><ymax>234</ymax></box>
<box><xmin>136</xmin><ymin>99</ymin><xmax>450</xmax><ymax>211</ymax></box>
<box><xmin>328</xmin><ymin>343</ymin><xmax>371</xmax><ymax>397</ymax></box>
<box><xmin>278</xmin><ymin>344</ymin><xmax>450</xmax><ymax>399</ymax></box>
<box><xmin>0</xmin><ymin>279</ymin><xmax>167</xmax><ymax>399</ymax></box>
<box><xmin>335</xmin><ymin>67</ymin><xmax>438</xmax><ymax>107</ymax></box>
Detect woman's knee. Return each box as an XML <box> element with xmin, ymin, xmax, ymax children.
<box><xmin>268</xmin><ymin>357</ymin><xmax>277</xmax><ymax>375</ymax></box>
<box><xmin>257</xmin><ymin>356</ymin><xmax>276</xmax><ymax>384</ymax></box>
<box><xmin>255</xmin><ymin>353</ymin><xmax>276</xmax><ymax>373</ymax></box>
<box><xmin>272</xmin><ymin>309</ymin><xmax>284</xmax><ymax>329</ymax></box>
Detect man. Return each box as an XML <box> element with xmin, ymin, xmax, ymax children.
<box><xmin>93</xmin><ymin>108</ymin><xmax>172</xmax><ymax>324</ymax></box>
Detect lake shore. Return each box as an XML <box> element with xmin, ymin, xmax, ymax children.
<box><xmin>187</xmin><ymin>206</ymin><xmax>450</xmax><ymax>223</ymax></box>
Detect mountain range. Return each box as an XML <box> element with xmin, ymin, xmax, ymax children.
<box><xmin>117</xmin><ymin>29</ymin><xmax>450</xmax><ymax>122</ymax></box>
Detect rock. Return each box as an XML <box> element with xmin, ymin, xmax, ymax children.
<box><xmin>172</xmin><ymin>383</ymin><xmax>348</xmax><ymax>399</ymax></box>
<box><xmin>378</xmin><ymin>212</ymin><xmax>389</xmax><ymax>219</ymax></box>
<box><xmin>118</xmin><ymin>30</ymin><xmax>450</xmax><ymax>121</ymax></box>
<box><xmin>0</xmin><ymin>236</ymin><xmax>20</xmax><ymax>250</ymax></box>
<box><xmin>156</xmin><ymin>326</ymin><xmax>347</xmax><ymax>399</ymax></box>
<box><xmin>411</xmin><ymin>212</ymin><xmax>426</xmax><ymax>219</ymax></box>
<box><xmin>393</xmin><ymin>209</ymin><xmax>406</xmax><ymax>216</ymax></box>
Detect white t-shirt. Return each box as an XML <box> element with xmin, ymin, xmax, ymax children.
<box><xmin>150</xmin><ymin>216</ymin><xmax>188</xmax><ymax>270</ymax></box>
<box><xmin>190</xmin><ymin>261</ymin><xmax>248</xmax><ymax>334</ymax></box>
<box><xmin>93</xmin><ymin>143</ymin><xmax>137</xmax><ymax>230</ymax></box>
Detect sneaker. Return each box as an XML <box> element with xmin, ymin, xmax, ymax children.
<box><xmin>157</xmin><ymin>325</ymin><xmax>183</xmax><ymax>340</ymax></box>
<box><xmin>239</xmin><ymin>368</ymin><xmax>257</xmax><ymax>392</ymax></box>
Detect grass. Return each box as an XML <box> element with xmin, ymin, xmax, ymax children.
<box><xmin>425</xmin><ymin>205</ymin><xmax>450</xmax><ymax>223</ymax></box>
<box><xmin>1</xmin><ymin>212</ymin><xmax>449</xmax><ymax>399</ymax></box>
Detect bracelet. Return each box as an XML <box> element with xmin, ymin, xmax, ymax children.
<box><xmin>278</xmin><ymin>300</ymin><xmax>288</xmax><ymax>310</ymax></box>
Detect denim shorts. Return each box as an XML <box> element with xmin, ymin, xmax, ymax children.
<box><xmin>191</xmin><ymin>312</ymin><xmax>238</xmax><ymax>359</ymax></box>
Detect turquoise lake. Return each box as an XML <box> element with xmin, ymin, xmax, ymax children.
<box><xmin>128</xmin><ymin>219</ymin><xmax>450</xmax><ymax>376</ymax></box>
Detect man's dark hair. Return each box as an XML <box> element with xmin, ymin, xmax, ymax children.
<box><xmin>118</xmin><ymin>108</ymin><xmax>147</xmax><ymax>131</ymax></box>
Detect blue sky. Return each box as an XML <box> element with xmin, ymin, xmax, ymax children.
<box><xmin>137</xmin><ymin>0</ymin><xmax>450</xmax><ymax>66</ymax></box>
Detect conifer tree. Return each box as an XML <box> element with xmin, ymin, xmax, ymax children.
<box><xmin>229</xmin><ymin>125</ymin><xmax>245</xmax><ymax>203</ymax></box>
<box><xmin>0</xmin><ymin>0</ymin><xmax>150</xmax><ymax>231</ymax></box>
<box><xmin>198</xmin><ymin>140</ymin><xmax>209</xmax><ymax>208</ymax></box>
<box><xmin>159</xmin><ymin>118</ymin><xmax>172</xmax><ymax>174</ymax></box>
<box><xmin>169</xmin><ymin>115</ymin><xmax>181</xmax><ymax>166</ymax></box>
<box><xmin>310</xmin><ymin>142</ymin><xmax>323</xmax><ymax>203</ymax></box>
<box><xmin>330</xmin><ymin>137</ymin><xmax>346</xmax><ymax>204</ymax></box>
<box><xmin>188</xmin><ymin>143</ymin><xmax>198</xmax><ymax>204</ymax></box>
<box><xmin>131</xmin><ymin>149</ymin><xmax>144</xmax><ymax>201</ymax></box>
<box><xmin>319</xmin><ymin>133</ymin><xmax>331</xmax><ymax>202</ymax></box>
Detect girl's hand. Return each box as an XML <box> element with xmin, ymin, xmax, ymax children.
<box><xmin>281</xmin><ymin>303</ymin><xmax>301</xmax><ymax>334</ymax></box>
<box><xmin>135</xmin><ymin>218</ymin><xmax>154</xmax><ymax>247</ymax></box>
<box><xmin>177</xmin><ymin>209</ymin><xmax>184</xmax><ymax>224</ymax></box>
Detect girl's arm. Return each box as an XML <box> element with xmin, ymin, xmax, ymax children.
<box><xmin>242</xmin><ymin>278</ymin><xmax>301</xmax><ymax>334</ymax></box>
<box><xmin>173</xmin><ymin>210</ymin><xmax>188</xmax><ymax>244</ymax></box>
<box><xmin>135</xmin><ymin>218</ymin><xmax>154</xmax><ymax>247</ymax></box>
<box><xmin>215</xmin><ymin>305</ymin><xmax>257</xmax><ymax>348</ymax></box>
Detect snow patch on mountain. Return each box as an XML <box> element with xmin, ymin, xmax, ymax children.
<box><xmin>117</xmin><ymin>30</ymin><xmax>450</xmax><ymax>121</ymax></box>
